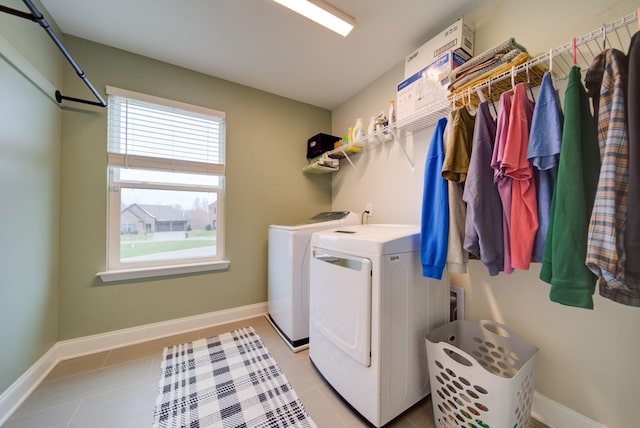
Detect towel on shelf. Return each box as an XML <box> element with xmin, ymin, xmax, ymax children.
<box><xmin>448</xmin><ymin>52</ymin><xmax>537</xmax><ymax>99</ymax></box>
<box><xmin>303</xmin><ymin>162</ymin><xmax>339</xmax><ymax>174</ymax></box>
<box><xmin>448</xmin><ymin>38</ymin><xmax>528</xmax><ymax>92</ymax></box>
<box><xmin>449</xmin><ymin>49</ymin><xmax>523</xmax><ymax>91</ymax></box>
<box><xmin>450</xmin><ymin>38</ymin><xmax>528</xmax><ymax>81</ymax></box>
<box><xmin>303</xmin><ymin>154</ymin><xmax>339</xmax><ymax>174</ymax></box>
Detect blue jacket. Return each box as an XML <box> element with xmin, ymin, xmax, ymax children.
<box><xmin>421</xmin><ymin>117</ymin><xmax>449</xmax><ymax>279</ymax></box>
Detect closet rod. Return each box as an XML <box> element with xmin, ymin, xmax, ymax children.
<box><xmin>0</xmin><ymin>0</ymin><xmax>107</xmax><ymax>107</ymax></box>
<box><xmin>450</xmin><ymin>9</ymin><xmax>639</xmax><ymax>106</ymax></box>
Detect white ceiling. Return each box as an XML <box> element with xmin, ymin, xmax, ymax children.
<box><xmin>39</xmin><ymin>0</ymin><xmax>484</xmax><ymax>109</ymax></box>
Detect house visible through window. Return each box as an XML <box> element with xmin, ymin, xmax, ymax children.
<box><xmin>106</xmin><ymin>86</ymin><xmax>225</xmax><ymax>271</ymax></box>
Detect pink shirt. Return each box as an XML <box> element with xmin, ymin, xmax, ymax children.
<box><xmin>503</xmin><ymin>83</ymin><xmax>538</xmax><ymax>270</ymax></box>
<box><xmin>491</xmin><ymin>92</ymin><xmax>514</xmax><ymax>274</ymax></box>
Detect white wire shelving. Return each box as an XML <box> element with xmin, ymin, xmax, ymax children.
<box><xmin>396</xmin><ymin>9</ymin><xmax>639</xmax><ymax>134</ymax></box>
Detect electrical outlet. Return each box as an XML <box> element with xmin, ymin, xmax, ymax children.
<box><xmin>365</xmin><ymin>203</ymin><xmax>373</xmax><ymax>216</ymax></box>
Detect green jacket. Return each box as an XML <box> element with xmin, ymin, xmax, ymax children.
<box><xmin>540</xmin><ymin>66</ymin><xmax>600</xmax><ymax>309</ymax></box>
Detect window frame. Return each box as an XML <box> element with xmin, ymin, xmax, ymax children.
<box><xmin>100</xmin><ymin>86</ymin><xmax>228</xmax><ymax>281</ymax></box>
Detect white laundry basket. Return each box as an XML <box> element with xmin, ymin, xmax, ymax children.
<box><xmin>425</xmin><ymin>320</ymin><xmax>539</xmax><ymax>428</ymax></box>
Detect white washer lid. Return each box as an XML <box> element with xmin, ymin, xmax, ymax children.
<box><xmin>269</xmin><ymin>211</ymin><xmax>360</xmax><ymax>231</ymax></box>
<box><xmin>310</xmin><ymin>224</ymin><xmax>420</xmax><ymax>255</ymax></box>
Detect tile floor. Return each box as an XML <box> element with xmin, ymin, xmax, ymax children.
<box><xmin>2</xmin><ymin>316</ymin><xmax>548</xmax><ymax>428</ymax></box>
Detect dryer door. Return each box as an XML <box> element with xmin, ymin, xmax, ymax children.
<box><xmin>310</xmin><ymin>248</ymin><xmax>372</xmax><ymax>366</ymax></box>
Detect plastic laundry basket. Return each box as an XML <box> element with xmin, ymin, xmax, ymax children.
<box><xmin>425</xmin><ymin>320</ymin><xmax>539</xmax><ymax>428</ymax></box>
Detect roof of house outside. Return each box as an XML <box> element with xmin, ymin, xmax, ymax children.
<box><xmin>126</xmin><ymin>204</ymin><xmax>187</xmax><ymax>221</ymax></box>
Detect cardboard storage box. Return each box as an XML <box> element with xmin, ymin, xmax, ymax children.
<box><xmin>405</xmin><ymin>18</ymin><xmax>474</xmax><ymax>78</ymax></box>
<box><xmin>397</xmin><ymin>51</ymin><xmax>466</xmax><ymax>122</ymax></box>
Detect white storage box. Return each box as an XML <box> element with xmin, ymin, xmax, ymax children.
<box><xmin>405</xmin><ymin>18</ymin><xmax>474</xmax><ymax>78</ymax></box>
<box><xmin>425</xmin><ymin>320</ymin><xmax>539</xmax><ymax>428</ymax></box>
<box><xmin>396</xmin><ymin>51</ymin><xmax>466</xmax><ymax>123</ymax></box>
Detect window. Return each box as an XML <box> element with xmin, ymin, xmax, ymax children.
<box><xmin>105</xmin><ymin>86</ymin><xmax>226</xmax><ymax>276</ymax></box>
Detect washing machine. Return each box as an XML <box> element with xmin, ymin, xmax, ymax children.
<box><xmin>309</xmin><ymin>224</ymin><xmax>449</xmax><ymax>427</ymax></box>
<box><xmin>268</xmin><ymin>211</ymin><xmax>359</xmax><ymax>352</ymax></box>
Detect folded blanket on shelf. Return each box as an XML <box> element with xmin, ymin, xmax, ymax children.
<box><xmin>448</xmin><ymin>38</ymin><xmax>528</xmax><ymax>91</ymax></box>
<box><xmin>451</xmin><ymin>38</ymin><xmax>528</xmax><ymax>79</ymax></box>
<box><xmin>449</xmin><ymin>49</ymin><xmax>523</xmax><ymax>90</ymax></box>
<box><xmin>448</xmin><ymin>52</ymin><xmax>537</xmax><ymax>99</ymax></box>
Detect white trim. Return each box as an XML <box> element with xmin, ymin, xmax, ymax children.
<box><xmin>105</xmin><ymin>85</ymin><xmax>225</xmax><ymax>118</ymax></box>
<box><xmin>0</xmin><ymin>344</ymin><xmax>62</xmax><ymax>427</ymax></box>
<box><xmin>55</xmin><ymin>302</ymin><xmax>266</xmax><ymax>358</ymax></box>
<box><xmin>531</xmin><ymin>391</ymin><xmax>607</xmax><ymax>428</ymax></box>
<box><xmin>0</xmin><ymin>302</ymin><xmax>267</xmax><ymax>426</ymax></box>
<box><xmin>97</xmin><ymin>260</ymin><xmax>230</xmax><ymax>282</ymax></box>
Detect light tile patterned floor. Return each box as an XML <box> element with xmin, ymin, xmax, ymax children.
<box><xmin>2</xmin><ymin>316</ymin><xmax>548</xmax><ymax>427</ymax></box>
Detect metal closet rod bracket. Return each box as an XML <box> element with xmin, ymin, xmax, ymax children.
<box><xmin>0</xmin><ymin>0</ymin><xmax>107</xmax><ymax>108</ymax></box>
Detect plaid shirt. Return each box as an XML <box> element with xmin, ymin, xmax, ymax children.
<box><xmin>585</xmin><ymin>48</ymin><xmax>640</xmax><ymax>306</ymax></box>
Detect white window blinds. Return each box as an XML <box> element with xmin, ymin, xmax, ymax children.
<box><xmin>106</xmin><ymin>86</ymin><xmax>225</xmax><ymax>175</ymax></box>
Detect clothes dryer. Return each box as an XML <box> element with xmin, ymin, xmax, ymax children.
<box><xmin>268</xmin><ymin>211</ymin><xmax>359</xmax><ymax>352</ymax></box>
<box><xmin>309</xmin><ymin>224</ymin><xmax>449</xmax><ymax>427</ymax></box>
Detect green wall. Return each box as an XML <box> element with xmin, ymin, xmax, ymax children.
<box><xmin>1</xmin><ymin>6</ymin><xmax>331</xmax><ymax>394</ymax></box>
<box><xmin>0</xmin><ymin>0</ymin><xmax>61</xmax><ymax>393</ymax></box>
<box><xmin>57</xmin><ymin>36</ymin><xmax>332</xmax><ymax>339</ymax></box>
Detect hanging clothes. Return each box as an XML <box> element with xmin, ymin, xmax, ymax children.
<box><xmin>625</xmin><ymin>31</ymin><xmax>640</xmax><ymax>281</ymax></box>
<box><xmin>463</xmin><ymin>102</ymin><xmax>503</xmax><ymax>275</ymax></box>
<box><xmin>491</xmin><ymin>92</ymin><xmax>515</xmax><ymax>274</ymax></box>
<box><xmin>503</xmin><ymin>82</ymin><xmax>537</xmax><ymax>270</ymax></box>
<box><xmin>442</xmin><ymin>107</ymin><xmax>475</xmax><ymax>273</ymax></box>
<box><xmin>421</xmin><ymin>117</ymin><xmax>449</xmax><ymax>280</ymax></box>
<box><xmin>540</xmin><ymin>66</ymin><xmax>600</xmax><ymax>310</ymax></box>
<box><xmin>585</xmin><ymin>48</ymin><xmax>640</xmax><ymax>306</ymax></box>
<box><xmin>442</xmin><ymin>106</ymin><xmax>476</xmax><ymax>182</ymax></box>
<box><xmin>527</xmin><ymin>72</ymin><xmax>563</xmax><ymax>263</ymax></box>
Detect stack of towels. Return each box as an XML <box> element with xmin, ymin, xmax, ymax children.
<box><xmin>448</xmin><ymin>38</ymin><xmax>531</xmax><ymax>96</ymax></box>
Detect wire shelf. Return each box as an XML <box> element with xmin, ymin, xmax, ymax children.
<box><xmin>397</xmin><ymin>9</ymin><xmax>638</xmax><ymax>134</ymax></box>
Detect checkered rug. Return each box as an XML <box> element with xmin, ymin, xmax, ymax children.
<box><xmin>152</xmin><ymin>327</ymin><xmax>317</xmax><ymax>428</ymax></box>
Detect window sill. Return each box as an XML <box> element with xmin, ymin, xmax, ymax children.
<box><xmin>96</xmin><ymin>260</ymin><xmax>230</xmax><ymax>282</ymax></box>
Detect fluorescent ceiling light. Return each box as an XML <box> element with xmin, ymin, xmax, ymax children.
<box><xmin>272</xmin><ymin>0</ymin><xmax>355</xmax><ymax>37</ymax></box>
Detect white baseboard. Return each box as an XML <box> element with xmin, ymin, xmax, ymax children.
<box><xmin>0</xmin><ymin>302</ymin><xmax>267</xmax><ymax>426</ymax></box>
<box><xmin>55</xmin><ymin>302</ymin><xmax>267</xmax><ymax>359</ymax></box>
<box><xmin>0</xmin><ymin>344</ymin><xmax>63</xmax><ymax>427</ymax></box>
<box><xmin>532</xmin><ymin>391</ymin><xmax>607</xmax><ymax>428</ymax></box>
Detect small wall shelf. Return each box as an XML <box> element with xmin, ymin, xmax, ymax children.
<box><xmin>303</xmin><ymin>126</ymin><xmax>399</xmax><ymax>174</ymax></box>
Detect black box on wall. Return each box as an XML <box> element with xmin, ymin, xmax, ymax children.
<box><xmin>306</xmin><ymin>133</ymin><xmax>341</xmax><ymax>159</ymax></box>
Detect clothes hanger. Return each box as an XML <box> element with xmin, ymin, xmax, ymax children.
<box><xmin>525</xmin><ymin>62</ymin><xmax>536</xmax><ymax>102</ymax></box>
<box><xmin>465</xmin><ymin>88</ymin><xmax>477</xmax><ymax>114</ymax></box>
<box><xmin>510</xmin><ymin>66</ymin><xmax>517</xmax><ymax>95</ymax></box>
<box><xmin>474</xmin><ymin>86</ymin><xmax>488</xmax><ymax>116</ymax></box>
<box><xmin>487</xmin><ymin>76</ymin><xmax>498</xmax><ymax>117</ymax></box>
<box><xmin>511</xmin><ymin>66</ymin><xmax>516</xmax><ymax>90</ymax></box>
<box><xmin>475</xmin><ymin>87</ymin><xmax>486</xmax><ymax>105</ymax></box>
<box><xmin>547</xmin><ymin>48</ymin><xmax>558</xmax><ymax>90</ymax></box>
<box><xmin>601</xmin><ymin>25</ymin><xmax>607</xmax><ymax>50</ymax></box>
